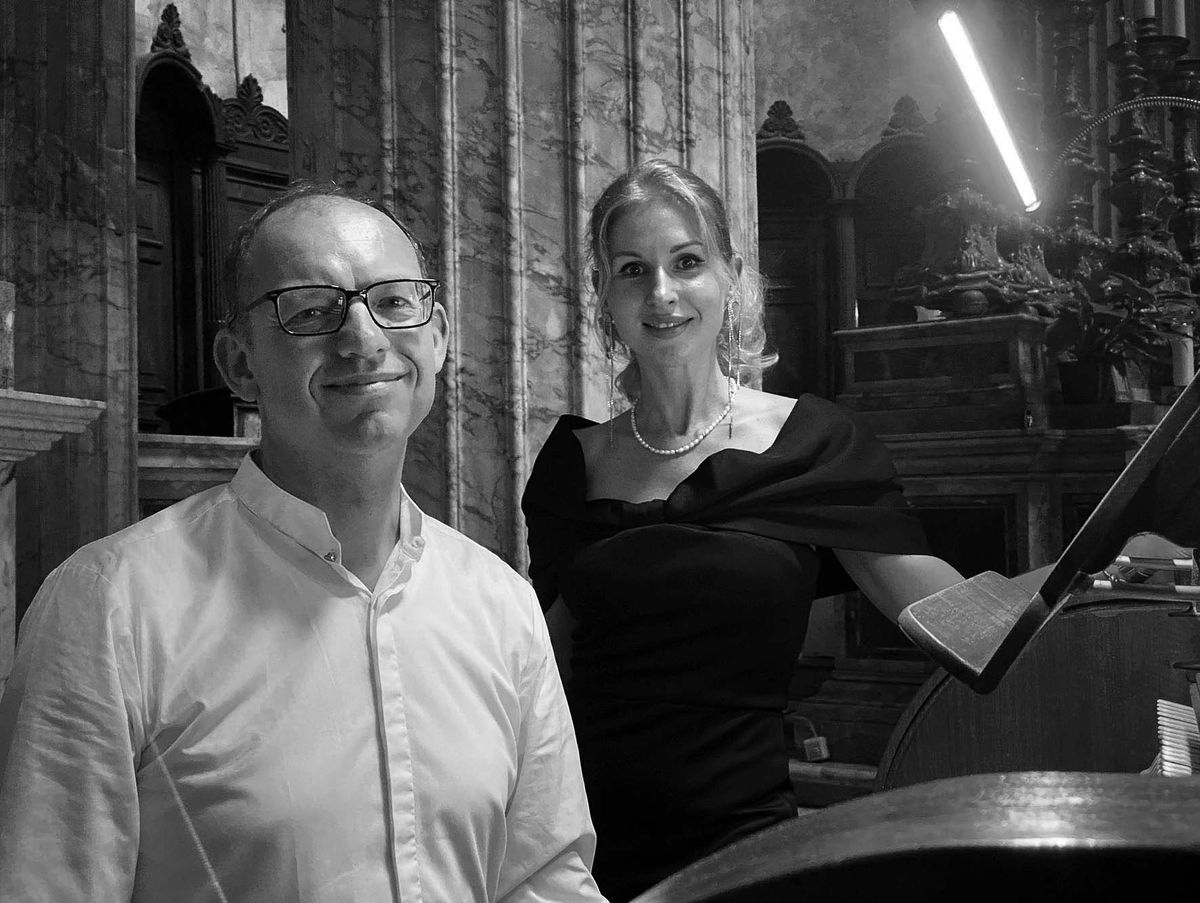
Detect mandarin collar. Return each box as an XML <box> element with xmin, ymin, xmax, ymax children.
<box><xmin>229</xmin><ymin>453</ymin><xmax>423</xmax><ymax>565</ymax></box>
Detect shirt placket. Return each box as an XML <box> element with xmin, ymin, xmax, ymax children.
<box><xmin>364</xmin><ymin>535</ymin><xmax>427</xmax><ymax>901</ymax></box>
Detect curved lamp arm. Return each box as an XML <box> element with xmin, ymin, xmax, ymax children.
<box><xmin>1036</xmin><ymin>94</ymin><xmax>1200</xmax><ymax>213</ymax></box>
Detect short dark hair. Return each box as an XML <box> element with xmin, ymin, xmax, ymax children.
<box><xmin>223</xmin><ymin>180</ymin><xmax>430</xmax><ymax>328</ymax></box>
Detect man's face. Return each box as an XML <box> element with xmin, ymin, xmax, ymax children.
<box><xmin>216</xmin><ymin>197</ymin><xmax>447</xmax><ymax>467</ymax></box>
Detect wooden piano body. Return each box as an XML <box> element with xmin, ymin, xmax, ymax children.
<box><xmin>879</xmin><ymin>593</ymin><xmax>1200</xmax><ymax>789</ymax></box>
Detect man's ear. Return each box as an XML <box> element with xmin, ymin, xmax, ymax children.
<box><xmin>213</xmin><ymin>327</ymin><xmax>260</xmax><ymax>402</ymax></box>
<box><xmin>430</xmin><ymin>303</ymin><xmax>449</xmax><ymax>374</ymax></box>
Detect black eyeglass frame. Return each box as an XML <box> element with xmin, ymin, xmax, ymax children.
<box><xmin>234</xmin><ymin>278</ymin><xmax>441</xmax><ymax>336</ymax></box>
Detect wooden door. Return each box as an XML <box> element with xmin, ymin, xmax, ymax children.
<box><xmin>135</xmin><ymin>109</ymin><xmax>202</xmax><ymax>433</ymax></box>
<box><xmin>760</xmin><ymin>213</ymin><xmax>830</xmax><ymax>398</ymax></box>
<box><xmin>757</xmin><ymin>148</ymin><xmax>835</xmax><ymax>399</ymax></box>
<box><xmin>135</xmin><ymin>152</ymin><xmax>177</xmax><ymax>432</ymax></box>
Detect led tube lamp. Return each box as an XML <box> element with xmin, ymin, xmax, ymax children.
<box><xmin>938</xmin><ymin>9</ymin><xmax>1041</xmax><ymax>212</ymax></box>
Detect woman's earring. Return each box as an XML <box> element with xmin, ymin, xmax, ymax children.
<box><xmin>726</xmin><ymin>297</ymin><xmax>742</xmax><ymax>437</ymax></box>
<box><xmin>733</xmin><ymin>297</ymin><xmax>743</xmax><ymax>387</ymax></box>
<box><xmin>605</xmin><ymin>313</ymin><xmax>617</xmax><ymax>449</ymax></box>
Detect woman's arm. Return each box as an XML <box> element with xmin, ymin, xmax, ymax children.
<box><xmin>832</xmin><ymin>549</ymin><xmax>965</xmax><ymax>624</ymax></box>
<box><xmin>833</xmin><ymin>550</ymin><xmax>1077</xmax><ymax>624</ymax></box>
<box><xmin>544</xmin><ymin>596</ymin><xmax>577</xmax><ymax>685</ymax></box>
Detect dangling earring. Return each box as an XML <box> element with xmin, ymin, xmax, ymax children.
<box><xmin>733</xmin><ymin>296</ymin><xmax>743</xmax><ymax>385</ymax></box>
<box><xmin>726</xmin><ymin>296</ymin><xmax>742</xmax><ymax>437</ymax></box>
<box><xmin>604</xmin><ymin>312</ymin><xmax>618</xmax><ymax>449</ymax></box>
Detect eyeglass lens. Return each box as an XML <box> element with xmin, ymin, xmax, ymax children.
<box><xmin>276</xmin><ymin>281</ymin><xmax>435</xmax><ymax>335</ymax></box>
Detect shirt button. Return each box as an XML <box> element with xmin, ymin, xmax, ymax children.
<box><xmin>409</xmin><ymin>536</ymin><xmax>425</xmax><ymax>550</ymax></box>
<box><xmin>324</xmin><ymin>552</ymin><xmax>337</xmax><ymax>562</ymax></box>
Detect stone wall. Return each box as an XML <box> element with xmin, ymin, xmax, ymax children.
<box><xmin>289</xmin><ymin>0</ymin><xmax>758</xmax><ymax>567</ymax></box>
<box><xmin>3</xmin><ymin>0</ymin><xmax>138</xmax><ymax>609</ymax></box>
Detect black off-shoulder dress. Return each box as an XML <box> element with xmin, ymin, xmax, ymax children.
<box><xmin>522</xmin><ymin>395</ymin><xmax>929</xmax><ymax>902</ymax></box>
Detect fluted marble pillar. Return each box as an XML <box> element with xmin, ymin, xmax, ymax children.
<box><xmin>1</xmin><ymin>1</ymin><xmax>138</xmax><ymax>608</ymax></box>
<box><xmin>288</xmin><ymin>0</ymin><xmax>758</xmax><ymax>567</ymax></box>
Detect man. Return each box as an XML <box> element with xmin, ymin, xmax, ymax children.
<box><xmin>0</xmin><ymin>185</ymin><xmax>606</xmax><ymax>902</ymax></box>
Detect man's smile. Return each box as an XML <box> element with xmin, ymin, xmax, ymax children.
<box><xmin>323</xmin><ymin>370</ymin><xmax>408</xmax><ymax>392</ymax></box>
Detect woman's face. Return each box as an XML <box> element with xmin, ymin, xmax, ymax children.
<box><xmin>603</xmin><ymin>201</ymin><xmax>730</xmax><ymax>375</ymax></box>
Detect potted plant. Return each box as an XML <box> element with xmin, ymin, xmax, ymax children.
<box><xmin>1042</xmin><ymin>271</ymin><xmax>1195</xmax><ymax>404</ymax></box>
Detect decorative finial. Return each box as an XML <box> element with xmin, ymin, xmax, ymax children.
<box><xmin>223</xmin><ymin>74</ymin><xmax>289</xmax><ymax>145</ymax></box>
<box><xmin>756</xmin><ymin>100</ymin><xmax>806</xmax><ymax>143</ymax></box>
<box><xmin>236</xmin><ymin>74</ymin><xmax>265</xmax><ymax>108</ymax></box>
<box><xmin>150</xmin><ymin>4</ymin><xmax>191</xmax><ymax>59</ymax></box>
<box><xmin>882</xmin><ymin>95</ymin><xmax>928</xmax><ymax>138</ymax></box>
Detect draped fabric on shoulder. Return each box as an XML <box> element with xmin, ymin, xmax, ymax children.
<box><xmin>521</xmin><ymin>394</ymin><xmax>930</xmax><ymax>901</ymax></box>
<box><xmin>522</xmin><ymin>393</ymin><xmax>929</xmax><ymax>609</ymax></box>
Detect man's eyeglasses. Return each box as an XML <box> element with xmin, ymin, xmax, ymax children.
<box><xmin>239</xmin><ymin>279</ymin><xmax>440</xmax><ymax>336</ymax></box>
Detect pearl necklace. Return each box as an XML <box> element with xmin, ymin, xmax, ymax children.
<box><xmin>630</xmin><ymin>382</ymin><xmax>739</xmax><ymax>457</ymax></box>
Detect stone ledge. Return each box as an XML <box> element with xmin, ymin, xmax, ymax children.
<box><xmin>137</xmin><ymin>433</ymin><xmax>257</xmax><ymax>512</ymax></box>
<box><xmin>0</xmin><ymin>389</ymin><xmax>106</xmax><ymax>464</ymax></box>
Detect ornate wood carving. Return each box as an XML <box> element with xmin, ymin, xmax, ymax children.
<box><xmin>222</xmin><ymin>75</ymin><xmax>289</xmax><ymax>146</ymax></box>
<box><xmin>1166</xmin><ymin>59</ymin><xmax>1200</xmax><ymax>267</ymax></box>
<box><xmin>757</xmin><ymin>100</ymin><xmax>806</xmax><ymax>144</ymax></box>
<box><xmin>1136</xmin><ymin>19</ymin><xmax>1189</xmax><ymax>262</ymax></box>
<box><xmin>1107</xmin><ymin>16</ymin><xmax>1178</xmax><ymax>282</ymax></box>
<box><xmin>880</xmin><ymin>96</ymin><xmax>927</xmax><ymax>140</ymax></box>
<box><xmin>889</xmin><ymin>108</ymin><xmax>1071</xmax><ymax>318</ymax></box>
<box><xmin>150</xmin><ymin>3</ymin><xmax>190</xmax><ymax>59</ymax></box>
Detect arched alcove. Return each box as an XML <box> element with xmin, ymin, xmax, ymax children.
<box><xmin>134</xmin><ymin>48</ymin><xmax>229</xmax><ymax>432</ymax></box>
<box><xmin>756</xmin><ymin>136</ymin><xmax>839</xmax><ymax>399</ymax></box>
<box><xmin>848</xmin><ymin>135</ymin><xmax>948</xmax><ymax>328</ymax></box>
<box><xmin>130</xmin><ymin>10</ymin><xmax>292</xmax><ymax>518</ymax></box>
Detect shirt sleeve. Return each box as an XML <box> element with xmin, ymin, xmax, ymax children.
<box><xmin>496</xmin><ymin>587</ymin><xmax>607</xmax><ymax>903</ymax></box>
<box><xmin>0</xmin><ymin>561</ymin><xmax>143</xmax><ymax>902</ymax></box>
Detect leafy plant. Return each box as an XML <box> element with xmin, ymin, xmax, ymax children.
<box><xmin>1043</xmin><ymin>272</ymin><xmax>1195</xmax><ymax>375</ymax></box>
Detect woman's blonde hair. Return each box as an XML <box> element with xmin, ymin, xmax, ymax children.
<box><xmin>587</xmin><ymin>158</ymin><xmax>775</xmax><ymax>400</ymax></box>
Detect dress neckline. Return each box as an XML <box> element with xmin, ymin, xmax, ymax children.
<box><xmin>567</xmin><ymin>397</ymin><xmax>802</xmax><ymax>507</ymax></box>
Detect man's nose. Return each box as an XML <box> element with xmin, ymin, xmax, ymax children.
<box><xmin>335</xmin><ymin>296</ymin><xmax>389</xmax><ymax>354</ymax></box>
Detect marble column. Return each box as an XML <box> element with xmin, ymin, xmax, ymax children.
<box><xmin>287</xmin><ymin>0</ymin><xmax>758</xmax><ymax>568</ymax></box>
<box><xmin>2</xmin><ymin>1</ymin><xmax>138</xmax><ymax>611</ymax></box>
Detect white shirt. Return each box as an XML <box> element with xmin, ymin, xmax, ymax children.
<box><xmin>0</xmin><ymin>455</ymin><xmax>604</xmax><ymax>903</ymax></box>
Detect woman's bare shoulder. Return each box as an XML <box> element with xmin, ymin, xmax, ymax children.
<box><xmin>738</xmin><ymin>387</ymin><xmax>800</xmax><ymax>424</ymax></box>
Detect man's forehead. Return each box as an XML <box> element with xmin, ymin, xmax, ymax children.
<box><xmin>240</xmin><ymin>196</ymin><xmax>420</xmax><ymax>301</ymax></box>
<box><xmin>257</xmin><ymin>196</ymin><xmax>404</xmax><ymax>248</ymax></box>
<box><xmin>250</xmin><ymin>198</ymin><xmax>416</xmax><ymax>268</ymax></box>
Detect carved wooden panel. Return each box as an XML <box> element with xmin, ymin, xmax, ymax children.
<box><xmin>223</xmin><ymin>75</ymin><xmax>290</xmax><ymax>277</ymax></box>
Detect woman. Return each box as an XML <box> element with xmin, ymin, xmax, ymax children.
<box><xmin>521</xmin><ymin>159</ymin><xmax>964</xmax><ymax>901</ymax></box>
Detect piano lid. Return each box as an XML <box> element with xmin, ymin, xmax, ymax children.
<box><xmin>900</xmin><ymin>370</ymin><xmax>1200</xmax><ymax>692</ymax></box>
